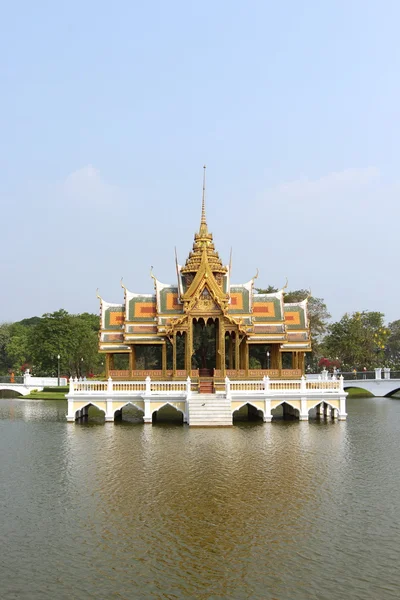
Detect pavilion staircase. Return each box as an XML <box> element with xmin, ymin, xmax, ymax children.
<box><xmin>199</xmin><ymin>379</ymin><xmax>214</xmax><ymax>394</ymax></box>
<box><xmin>187</xmin><ymin>393</ymin><xmax>232</xmax><ymax>427</ymax></box>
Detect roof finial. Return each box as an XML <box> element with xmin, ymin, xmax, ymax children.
<box><xmin>200</xmin><ymin>165</ymin><xmax>207</xmax><ymax>234</ymax></box>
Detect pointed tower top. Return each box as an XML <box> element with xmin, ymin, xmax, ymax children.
<box><xmin>200</xmin><ymin>165</ymin><xmax>207</xmax><ymax>235</ymax></box>
<box><xmin>181</xmin><ymin>166</ymin><xmax>227</xmax><ymax>276</ymax></box>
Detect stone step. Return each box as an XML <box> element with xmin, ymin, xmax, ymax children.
<box><xmin>188</xmin><ymin>393</ymin><xmax>232</xmax><ymax>425</ymax></box>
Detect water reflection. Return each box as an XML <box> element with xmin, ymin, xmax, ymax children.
<box><xmin>0</xmin><ymin>397</ymin><xmax>399</xmax><ymax>599</ymax></box>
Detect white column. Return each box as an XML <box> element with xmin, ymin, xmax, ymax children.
<box><xmin>24</xmin><ymin>369</ymin><xmax>31</xmax><ymax>385</ymax></box>
<box><xmin>66</xmin><ymin>400</ymin><xmax>76</xmax><ymax>422</ymax></box>
<box><xmin>324</xmin><ymin>402</ymin><xmax>331</xmax><ymax>419</ymax></box>
<box><xmin>105</xmin><ymin>400</ymin><xmax>114</xmax><ymax>422</ymax></box>
<box><xmin>145</xmin><ymin>376</ymin><xmax>151</xmax><ymax>395</ymax></box>
<box><xmin>374</xmin><ymin>368</ymin><xmax>382</xmax><ymax>380</ymax></box>
<box><xmin>338</xmin><ymin>396</ymin><xmax>347</xmax><ymax>420</ymax></box>
<box><xmin>299</xmin><ymin>397</ymin><xmax>308</xmax><ymax>421</ymax></box>
<box><xmin>225</xmin><ymin>376</ymin><xmax>231</xmax><ymax>399</ymax></box>
<box><xmin>264</xmin><ymin>398</ymin><xmax>272</xmax><ymax>422</ymax></box>
<box><xmin>263</xmin><ymin>375</ymin><xmax>270</xmax><ymax>393</ymax></box>
<box><xmin>383</xmin><ymin>368</ymin><xmax>391</xmax><ymax>380</ymax></box>
<box><xmin>186</xmin><ymin>376</ymin><xmax>192</xmax><ymax>399</ymax></box>
<box><xmin>143</xmin><ymin>399</ymin><xmax>152</xmax><ymax>424</ymax></box>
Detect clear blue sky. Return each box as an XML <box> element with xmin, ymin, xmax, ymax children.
<box><xmin>1</xmin><ymin>0</ymin><xmax>399</xmax><ymax>323</ymax></box>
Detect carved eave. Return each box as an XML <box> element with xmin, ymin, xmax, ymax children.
<box><xmin>181</xmin><ymin>246</ymin><xmax>229</xmax><ymax>313</ymax></box>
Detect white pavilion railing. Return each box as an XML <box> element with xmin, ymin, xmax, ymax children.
<box><xmin>68</xmin><ymin>375</ymin><xmax>345</xmax><ymax>398</ymax></box>
<box><xmin>68</xmin><ymin>376</ymin><xmax>190</xmax><ymax>396</ymax></box>
<box><xmin>226</xmin><ymin>375</ymin><xmax>345</xmax><ymax>396</ymax></box>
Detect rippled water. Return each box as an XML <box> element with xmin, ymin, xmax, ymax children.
<box><xmin>0</xmin><ymin>397</ymin><xmax>400</xmax><ymax>599</ymax></box>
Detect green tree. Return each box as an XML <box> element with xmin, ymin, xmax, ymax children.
<box><xmin>0</xmin><ymin>323</ymin><xmax>12</xmax><ymax>374</ymax></box>
<box><xmin>5</xmin><ymin>323</ymin><xmax>31</xmax><ymax>372</ymax></box>
<box><xmin>323</xmin><ymin>311</ymin><xmax>388</xmax><ymax>370</ymax></box>
<box><xmin>27</xmin><ymin>310</ymin><xmax>101</xmax><ymax>377</ymax></box>
<box><xmin>385</xmin><ymin>320</ymin><xmax>400</xmax><ymax>368</ymax></box>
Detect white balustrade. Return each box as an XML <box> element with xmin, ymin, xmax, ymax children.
<box><xmin>225</xmin><ymin>376</ymin><xmax>344</xmax><ymax>396</ymax></box>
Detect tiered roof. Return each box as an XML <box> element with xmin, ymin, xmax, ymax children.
<box><xmin>98</xmin><ymin>169</ymin><xmax>311</xmax><ymax>353</ymax></box>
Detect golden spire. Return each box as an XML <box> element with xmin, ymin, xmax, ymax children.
<box><xmin>181</xmin><ymin>166</ymin><xmax>227</xmax><ymax>275</ymax></box>
<box><xmin>200</xmin><ymin>165</ymin><xmax>207</xmax><ymax>235</ymax></box>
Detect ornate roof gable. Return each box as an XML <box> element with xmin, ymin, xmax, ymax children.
<box><xmin>182</xmin><ymin>245</ymin><xmax>229</xmax><ymax>313</ymax></box>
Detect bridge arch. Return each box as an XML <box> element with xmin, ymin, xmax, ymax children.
<box><xmin>384</xmin><ymin>386</ymin><xmax>400</xmax><ymax>397</ymax></box>
<box><xmin>151</xmin><ymin>402</ymin><xmax>185</xmax><ymax>423</ymax></box>
<box><xmin>0</xmin><ymin>385</ymin><xmax>30</xmax><ymax>396</ymax></box>
<box><xmin>74</xmin><ymin>402</ymin><xmax>106</xmax><ymax>421</ymax></box>
<box><xmin>232</xmin><ymin>402</ymin><xmax>264</xmax><ymax>421</ymax></box>
<box><xmin>271</xmin><ymin>400</ymin><xmax>300</xmax><ymax>420</ymax></box>
<box><xmin>114</xmin><ymin>402</ymin><xmax>145</xmax><ymax>422</ymax></box>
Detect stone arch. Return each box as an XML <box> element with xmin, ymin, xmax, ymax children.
<box><xmin>113</xmin><ymin>401</ymin><xmax>144</xmax><ymax>417</ymax></box>
<box><xmin>151</xmin><ymin>402</ymin><xmax>185</xmax><ymax>423</ymax></box>
<box><xmin>74</xmin><ymin>402</ymin><xmax>106</xmax><ymax>421</ymax></box>
<box><xmin>232</xmin><ymin>401</ymin><xmax>265</xmax><ymax>421</ymax></box>
<box><xmin>271</xmin><ymin>400</ymin><xmax>300</xmax><ymax>420</ymax></box>
<box><xmin>383</xmin><ymin>386</ymin><xmax>400</xmax><ymax>397</ymax></box>
<box><xmin>114</xmin><ymin>401</ymin><xmax>144</xmax><ymax>423</ymax></box>
<box><xmin>0</xmin><ymin>386</ymin><xmax>26</xmax><ymax>397</ymax></box>
<box><xmin>343</xmin><ymin>385</ymin><xmax>372</xmax><ymax>396</ymax></box>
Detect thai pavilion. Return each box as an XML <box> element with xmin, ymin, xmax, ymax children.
<box><xmin>98</xmin><ymin>169</ymin><xmax>311</xmax><ymax>392</ymax></box>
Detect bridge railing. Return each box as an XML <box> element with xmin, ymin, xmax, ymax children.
<box><xmin>341</xmin><ymin>370</ymin><xmax>400</xmax><ymax>380</ymax></box>
<box><xmin>0</xmin><ymin>376</ymin><xmax>24</xmax><ymax>384</ymax></box>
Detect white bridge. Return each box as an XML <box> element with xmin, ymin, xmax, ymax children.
<box><xmin>66</xmin><ymin>375</ymin><xmax>348</xmax><ymax>426</ymax></box>
<box><xmin>0</xmin><ymin>372</ymin><xmax>68</xmax><ymax>396</ymax></box>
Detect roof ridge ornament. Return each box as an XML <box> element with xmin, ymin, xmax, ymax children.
<box><xmin>200</xmin><ymin>164</ymin><xmax>207</xmax><ymax>234</ymax></box>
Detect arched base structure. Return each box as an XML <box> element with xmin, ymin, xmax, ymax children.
<box><xmin>152</xmin><ymin>403</ymin><xmax>184</xmax><ymax>424</ymax></box>
<box><xmin>114</xmin><ymin>402</ymin><xmax>144</xmax><ymax>424</ymax></box>
<box><xmin>70</xmin><ymin>402</ymin><xmax>106</xmax><ymax>423</ymax></box>
<box><xmin>232</xmin><ymin>402</ymin><xmax>264</xmax><ymax>423</ymax></box>
<box><xmin>66</xmin><ymin>376</ymin><xmax>348</xmax><ymax>424</ymax></box>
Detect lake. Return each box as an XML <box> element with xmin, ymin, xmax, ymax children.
<box><xmin>0</xmin><ymin>396</ymin><xmax>399</xmax><ymax>599</ymax></box>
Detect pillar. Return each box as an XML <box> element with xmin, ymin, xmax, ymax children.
<box><xmin>228</xmin><ymin>333</ymin><xmax>233</xmax><ymax>370</ymax></box>
<box><xmin>129</xmin><ymin>347</ymin><xmax>136</xmax><ymax>377</ymax></box>
<box><xmin>235</xmin><ymin>334</ymin><xmax>240</xmax><ymax>373</ymax></box>
<box><xmin>173</xmin><ymin>332</ymin><xmax>177</xmax><ymax>375</ymax></box>
<box><xmin>338</xmin><ymin>396</ymin><xmax>347</xmax><ymax>420</ymax></box>
<box><xmin>105</xmin><ymin>353</ymin><xmax>111</xmax><ymax>378</ymax></box>
<box><xmin>105</xmin><ymin>400</ymin><xmax>114</xmax><ymax>422</ymax></box>
<box><xmin>162</xmin><ymin>342</ymin><xmax>167</xmax><ymax>375</ymax></box>
<box><xmin>143</xmin><ymin>398</ymin><xmax>152</xmax><ymax>424</ymax></box>
<box><xmin>324</xmin><ymin>402</ymin><xmax>331</xmax><ymax>419</ymax></box>
<box><xmin>66</xmin><ymin>400</ymin><xmax>76</xmax><ymax>422</ymax></box>
<box><xmin>185</xmin><ymin>322</ymin><xmax>193</xmax><ymax>374</ymax></box>
<box><xmin>264</xmin><ymin>398</ymin><xmax>272</xmax><ymax>422</ymax></box>
<box><xmin>241</xmin><ymin>342</ymin><xmax>249</xmax><ymax>375</ymax></box>
<box><xmin>299</xmin><ymin>397</ymin><xmax>308</xmax><ymax>421</ymax></box>
<box><xmin>298</xmin><ymin>352</ymin><xmax>305</xmax><ymax>373</ymax></box>
<box><xmin>219</xmin><ymin>319</ymin><xmax>226</xmax><ymax>375</ymax></box>
<box><xmin>277</xmin><ymin>349</ymin><xmax>282</xmax><ymax>374</ymax></box>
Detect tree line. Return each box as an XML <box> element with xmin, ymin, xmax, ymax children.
<box><xmin>1</xmin><ymin>293</ymin><xmax>400</xmax><ymax>376</ymax></box>
<box><xmin>0</xmin><ymin>310</ymin><xmax>101</xmax><ymax>377</ymax></box>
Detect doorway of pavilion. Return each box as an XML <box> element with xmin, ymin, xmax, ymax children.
<box><xmin>192</xmin><ymin>317</ymin><xmax>217</xmax><ymax>378</ymax></box>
